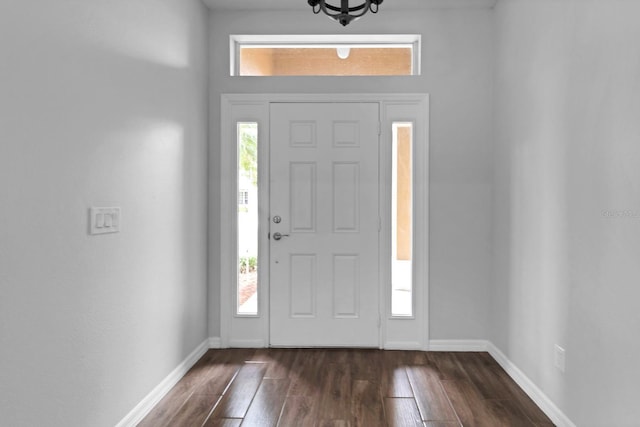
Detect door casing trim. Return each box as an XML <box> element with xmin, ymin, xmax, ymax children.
<box><xmin>219</xmin><ymin>93</ymin><xmax>429</xmax><ymax>350</ymax></box>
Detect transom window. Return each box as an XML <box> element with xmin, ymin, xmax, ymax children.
<box><xmin>231</xmin><ymin>34</ymin><xmax>421</xmax><ymax>77</ymax></box>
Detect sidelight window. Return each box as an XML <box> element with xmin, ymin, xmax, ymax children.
<box><xmin>391</xmin><ymin>122</ymin><xmax>414</xmax><ymax>317</ymax></box>
<box><xmin>237</xmin><ymin>122</ymin><xmax>259</xmax><ymax>315</ymax></box>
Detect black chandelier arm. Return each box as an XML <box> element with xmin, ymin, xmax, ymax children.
<box><xmin>308</xmin><ymin>0</ymin><xmax>321</xmax><ymax>14</ymax></box>
<box><xmin>308</xmin><ymin>0</ymin><xmax>383</xmax><ymax>26</ymax></box>
<box><xmin>320</xmin><ymin>2</ymin><xmax>370</xmax><ymax>19</ymax></box>
<box><xmin>322</xmin><ymin>1</ymin><xmax>368</xmax><ymax>13</ymax></box>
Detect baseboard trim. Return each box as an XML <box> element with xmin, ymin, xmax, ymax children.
<box><xmin>428</xmin><ymin>340</ymin><xmax>575</xmax><ymax>427</ymax></box>
<box><xmin>486</xmin><ymin>342</ymin><xmax>577</xmax><ymax>427</ymax></box>
<box><xmin>117</xmin><ymin>338</ymin><xmax>575</xmax><ymax>427</ymax></box>
<box><xmin>115</xmin><ymin>339</ymin><xmax>210</xmax><ymax>427</ymax></box>
<box><xmin>428</xmin><ymin>339</ymin><xmax>490</xmax><ymax>352</ymax></box>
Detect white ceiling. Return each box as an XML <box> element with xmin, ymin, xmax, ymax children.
<box><xmin>203</xmin><ymin>0</ymin><xmax>497</xmax><ymax>11</ymax></box>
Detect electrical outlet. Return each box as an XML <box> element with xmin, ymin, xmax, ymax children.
<box><xmin>90</xmin><ymin>207</ymin><xmax>121</xmax><ymax>235</ymax></box>
<box><xmin>554</xmin><ymin>344</ymin><xmax>566</xmax><ymax>373</ymax></box>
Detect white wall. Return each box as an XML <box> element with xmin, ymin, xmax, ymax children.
<box><xmin>0</xmin><ymin>1</ymin><xmax>209</xmax><ymax>426</ymax></box>
<box><xmin>208</xmin><ymin>8</ymin><xmax>494</xmax><ymax>341</ymax></box>
<box><xmin>492</xmin><ymin>0</ymin><xmax>640</xmax><ymax>425</ymax></box>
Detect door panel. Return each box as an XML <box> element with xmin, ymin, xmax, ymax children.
<box><xmin>269</xmin><ymin>103</ymin><xmax>380</xmax><ymax>347</ymax></box>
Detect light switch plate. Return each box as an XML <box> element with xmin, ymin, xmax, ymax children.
<box><xmin>90</xmin><ymin>207</ymin><xmax>121</xmax><ymax>235</ymax></box>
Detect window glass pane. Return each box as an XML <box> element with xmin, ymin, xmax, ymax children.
<box><xmin>392</xmin><ymin>123</ymin><xmax>413</xmax><ymax>317</ymax></box>
<box><xmin>239</xmin><ymin>46</ymin><xmax>413</xmax><ymax>76</ymax></box>
<box><xmin>237</xmin><ymin>122</ymin><xmax>258</xmax><ymax>315</ymax></box>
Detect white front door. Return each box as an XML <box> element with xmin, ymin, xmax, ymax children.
<box><xmin>269</xmin><ymin>103</ymin><xmax>380</xmax><ymax>347</ymax></box>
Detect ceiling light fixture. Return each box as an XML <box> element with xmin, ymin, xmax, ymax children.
<box><xmin>308</xmin><ymin>0</ymin><xmax>383</xmax><ymax>27</ymax></box>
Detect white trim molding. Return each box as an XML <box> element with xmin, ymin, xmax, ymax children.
<box><xmin>428</xmin><ymin>339</ymin><xmax>490</xmax><ymax>352</ymax></box>
<box><xmin>115</xmin><ymin>339</ymin><xmax>210</xmax><ymax>427</ymax></box>
<box><xmin>381</xmin><ymin>98</ymin><xmax>431</xmax><ymax>353</ymax></box>
<box><xmin>221</xmin><ymin>93</ymin><xmax>429</xmax><ymax>350</ymax></box>
<box><xmin>228</xmin><ymin>34</ymin><xmax>421</xmax><ymax>76</ymax></box>
<box><xmin>486</xmin><ymin>342</ymin><xmax>577</xmax><ymax>427</ymax></box>
<box><xmin>117</xmin><ymin>337</ymin><xmax>575</xmax><ymax>427</ymax></box>
<box><xmin>429</xmin><ymin>339</ymin><xmax>576</xmax><ymax>427</ymax></box>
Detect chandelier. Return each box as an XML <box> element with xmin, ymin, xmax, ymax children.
<box><xmin>308</xmin><ymin>0</ymin><xmax>383</xmax><ymax>27</ymax></box>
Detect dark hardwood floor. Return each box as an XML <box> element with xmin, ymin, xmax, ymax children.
<box><xmin>138</xmin><ymin>349</ymin><xmax>555</xmax><ymax>427</ymax></box>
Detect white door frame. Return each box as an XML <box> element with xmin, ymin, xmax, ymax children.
<box><xmin>219</xmin><ymin>93</ymin><xmax>429</xmax><ymax>350</ymax></box>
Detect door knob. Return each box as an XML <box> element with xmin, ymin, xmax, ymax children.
<box><xmin>272</xmin><ymin>232</ymin><xmax>289</xmax><ymax>241</ymax></box>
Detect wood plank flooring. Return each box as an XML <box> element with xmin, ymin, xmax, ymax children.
<box><xmin>138</xmin><ymin>349</ymin><xmax>554</xmax><ymax>427</ymax></box>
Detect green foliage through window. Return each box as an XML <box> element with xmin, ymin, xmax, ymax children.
<box><xmin>238</xmin><ymin>123</ymin><xmax>258</xmax><ymax>186</ymax></box>
<box><xmin>239</xmin><ymin>256</ymin><xmax>257</xmax><ymax>274</ymax></box>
